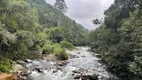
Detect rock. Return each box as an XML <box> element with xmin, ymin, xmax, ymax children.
<box><xmin>24</xmin><ymin>59</ymin><xmax>32</xmax><ymax>63</ymax></box>
<box><xmin>57</xmin><ymin>61</ymin><xmax>67</xmax><ymax>66</ymax></box>
<box><xmin>74</xmin><ymin>74</ymin><xmax>82</xmax><ymax>79</ymax></box>
<box><xmin>18</xmin><ymin>75</ymin><xmax>27</xmax><ymax>80</ymax></box>
<box><xmin>17</xmin><ymin>60</ymin><xmax>25</xmax><ymax>64</ymax></box>
<box><xmin>77</xmin><ymin>56</ymin><xmax>79</xmax><ymax>58</ymax></box>
<box><xmin>34</xmin><ymin>67</ymin><xmax>44</xmax><ymax>73</ymax></box>
<box><xmin>81</xmin><ymin>55</ymin><xmax>85</xmax><ymax>57</ymax></box>
<box><xmin>56</xmin><ymin>67</ymin><xmax>62</xmax><ymax>71</ymax></box>
<box><xmin>69</xmin><ymin>54</ymin><xmax>77</xmax><ymax>58</ymax></box>
<box><xmin>73</xmin><ymin>68</ymin><xmax>88</xmax><ymax>74</ymax></box>
<box><xmin>53</xmin><ymin>70</ymin><xmax>58</xmax><ymax>73</ymax></box>
<box><xmin>72</xmin><ymin>70</ymin><xmax>81</xmax><ymax>74</ymax></box>
<box><xmin>77</xmin><ymin>52</ymin><xmax>80</xmax><ymax>54</ymax></box>
<box><xmin>81</xmin><ymin>74</ymin><xmax>98</xmax><ymax>80</ymax></box>
<box><xmin>10</xmin><ymin>64</ymin><xmax>27</xmax><ymax>73</ymax></box>
<box><xmin>17</xmin><ymin>70</ymin><xmax>28</xmax><ymax>80</ymax></box>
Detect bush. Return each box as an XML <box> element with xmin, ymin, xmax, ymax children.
<box><xmin>42</xmin><ymin>40</ymin><xmax>54</xmax><ymax>54</ymax></box>
<box><xmin>0</xmin><ymin>57</ymin><xmax>13</xmax><ymax>73</ymax></box>
<box><xmin>60</xmin><ymin>41</ymin><xmax>74</xmax><ymax>50</ymax></box>
<box><xmin>53</xmin><ymin>44</ymin><xmax>68</xmax><ymax>60</ymax></box>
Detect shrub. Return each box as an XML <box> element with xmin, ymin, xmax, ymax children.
<box><xmin>53</xmin><ymin>44</ymin><xmax>68</xmax><ymax>60</ymax></box>
<box><xmin>42</xmin><ymin>40</ymin><xmax>54</xmax><ymax>54</ymax></box>
<box><xmin>0</xmin><ymin>57</ymin><xmax>13</xmax><ymax>73</ymax></box>
<box><xmin>60</xmin><ymin>41</ymin><xmax>74</xmax><ymax>50</ymax></box>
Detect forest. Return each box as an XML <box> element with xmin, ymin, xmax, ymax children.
<box><xmin>0</xmin><ymin>0</ymin><xmax>142</xmax><ymax>80</ymax></box>
<box><xmin>89</xmin><ymin>0</ymin><xmax>142</xmax><ymax>80</ymax></box>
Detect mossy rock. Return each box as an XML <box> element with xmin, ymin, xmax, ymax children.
<box><xmin>82</xmin><ymin>74</ymin><xmax>98</xmax><ymax>80</ymax></box>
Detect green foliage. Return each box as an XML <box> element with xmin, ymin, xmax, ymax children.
<box><xmin>48</xmin><ymin>27</ymin><xmax>63</xmax><ymax>43</ymax></box>
<box><xmin>53</xmin><ymin>44</ymin><xmax>68</xmax><ymax>60</ymax></box>
<box><xmin>89</xmin><ymin>0</ymin><xmax>142</xmax><ymax>79</ymax></box>
<box><xmin>0</xmin><ymin>57</ymin><xmax>12</xmax><ymax>73</ymax></box>
<box><xmin>42</xmin><ymin>40</ymin><xmax>54</xmax><ymax>54</ymax></box>
<box><xmin>0</xmin><ymin>0</ymin><xmax>88</xmax><ymax>72</ymax></box>
<box><xmin>27</xmin><ymin>0</ymin><xmax>88</xmax><ymax>46</ymax></box>
<box><xmin>60</xmin><ymin>41</ymin><xmax>74</xmax><ymax>50</ymax></box>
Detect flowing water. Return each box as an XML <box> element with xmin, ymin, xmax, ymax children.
<box><xmin>21</xmin><ymin>47</ymin><xmax>118</xmax><ymax>80</ymax></box>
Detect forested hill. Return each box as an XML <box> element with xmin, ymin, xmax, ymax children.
<box><xmin>27</xmin><ymin>0</ymin><xmax>88</xmax><ymax>46</ymax></box>
<box><xmin>0</xmin><ymin>0</ymin><xmax>88</xmax><ymax>72</ymax></box>
<box><xmin>89</xmin><ymin>0</ymin><xmax>142</xmax><ymax>80</ymax></box>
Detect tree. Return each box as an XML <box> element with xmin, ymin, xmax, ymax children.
<box><xmin>54</xmin><ymin>0</ymin><xmax>68</xmax><ymax>13</ymax></box>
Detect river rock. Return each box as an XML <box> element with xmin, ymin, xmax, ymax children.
<box><xmin>74</xmin><ymin>74</ymin><xmax>82</xmax><ymax>79</ymax></box>
<box><xmin>81</xmin><ymin>74</ymin><xmax>98</xmax><ymax>80</ymax></box>
<box><xmin>69</xmin><ymin>54</ymin><xmax>78</xmax><ymax>58</ymax></box>
<box><xmin>17</xmin><ymin>71</ymin><xmax>28</xmax><ymax>80</ymax></box>
<box><xmin>72</xmin><ymin>70</ymin><xmax>81</xmax><ymax>74</ymax></box>
<box><xmin>17</xmin><ymin>60</ymin><xmax>25</xmax><ymax>64</ymax></box>
<box><xmin>77</xmin><ymin>52</ymin><xmax>80</xmax><ymax>54</ymax></box>
<box><xmin>57</xmin><ymin>61</ymin><xmax>67</xmax><ymax>66</ymax></box>
<box><xmin>24</xmin><ymin>59</ymin><xmax>32</xmax><ymax>63</ymax></box>
<box><xmin>81</xmin><ymin>55</ymin><xmax>85</xmax><ymax>57</ymax></box>
<box><xmin>34</xmin><ymin>67</ymin><xmax>44</xmax><ymax>73</ymax></box>
<box><xmin>10</xmin><ymin>64</ymin><xmax>27</xmax><ymax>73</ymax></box>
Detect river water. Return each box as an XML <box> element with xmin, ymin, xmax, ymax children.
<box><xmin>22</xmin><ymin>47</ymin><xmax>118</xmax><ymax>80</ymax></box>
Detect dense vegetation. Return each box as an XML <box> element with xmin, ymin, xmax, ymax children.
<box><xmin>0</xmin><ymin>0</ymin><xmax>88</xmax><ymax>72</ymax></box>
<box><xmin>89</xmin><ymin>0</ymin><xmax>142</xmax><ymax>80</ymax></box>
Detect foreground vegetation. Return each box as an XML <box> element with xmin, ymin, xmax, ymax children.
<box><xmin>0</xmin><ymin>0</ymin><xmax>88</xmax><ymax>72</ymax></box>
<box><xmin>89</xmin><ymin>0</ymin><xmax>142</xmax><ymax>80</ymax></box>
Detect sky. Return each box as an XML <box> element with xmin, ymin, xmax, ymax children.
<box><xmin>45</xmin><ymin>0</ymin><xmax>114</xmax><ymax>30</ymax></box>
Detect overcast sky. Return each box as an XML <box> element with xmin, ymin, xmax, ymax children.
<box><xmin>45</xmin><ymin>0</ymin><xmax>114</xmax><ymax>30</ymax></box>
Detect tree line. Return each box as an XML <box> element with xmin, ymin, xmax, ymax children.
<box><xmin>88</xmin><ymin>0</ymin><xmax>142</xmax><ymax>80</ymax></box>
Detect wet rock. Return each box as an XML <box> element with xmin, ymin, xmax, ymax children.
<box><xmin>17</xmin><ymin>71</ymin><xmax>28</xmax><ymax>80</ymax></box>
<box><xmin>69</xmin><ymin>54</ymin><xmax>78</xmax><ymax>58</ymax></box>
<box><xmin>24</xmin><ymin>59</ymin><xmax>32</xmax><ymax>63</ymax></box>
<box><xmin>79</xmin><ymin>68</ymin><xmax>88</xmax><ymax>74</ymax></box>
<box><xmin>81</xmin><ymin>55</ymin><xmax>85</xmax><ymax>58</ymax></box>
<box><xmin>81</xmin><ymin>74</ymin><xmax>98</xmax><ymax>80</ymax></box>
<box><xmin>73</xmin><ymin>68</ymin><xmax>88</xmax><ymax>74</ymax></box>
<box><xmin>17</xmin><ymin>60</ymin><xmax>25</xmax><ymax>64</ymax></box>
<box><xmin>72</xmin><ymin>70</ymin><xmax>81</xmax><ymax>74</ymax></box>
<box><xmin>56</xmin><ymin>67</ymin><xmax>62</xmax><ymax>71</ymax></box>
<box><xmin>74</xmin><ymin>74</ymin><xmax>82</xmax><ymax>79</ymax></box>
<box><xmin>18</xmin><ymin>75</ymin><xmax>27</xmax><ymax>80</ymax></box>
<box><xmin>34</xmin><ymin>67</ymin><xmax>44</xmax><ymax>73</ymax></box>
<box><xmin>53</xmin><ymin>70</ymin><xmax>58</xmax><ymax>73</ymax></box>
<box><xmin>57</xmin><ymin>61</ymin><xmax>67</xmax><ymax>66</ymax></box>
<box><xmin>77</xmin><ymin>52</ymin><xmax>80</xmax><ymax>54</ymax></box>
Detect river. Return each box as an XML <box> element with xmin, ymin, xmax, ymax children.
<box><xmin>20</xmin><ymin>47</ymin><xmax>118</xmax><ymax>80</ymax></box>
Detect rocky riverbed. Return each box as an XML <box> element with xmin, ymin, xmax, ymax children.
<box><xmin>17</xmin><ymin>47</ymin><xmax>118</xmax><ymax>80</ymax></box>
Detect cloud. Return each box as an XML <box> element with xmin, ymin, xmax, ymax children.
<box><xmin>45</xmin><ymin>0</ymin><xmax>114</xmax><ymax>30</ymax></box>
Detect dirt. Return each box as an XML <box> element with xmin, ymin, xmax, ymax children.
<box><xmin>0</xmin><ymin>73</ymin><xmax>17</xmax><ymax>80</ymax></box>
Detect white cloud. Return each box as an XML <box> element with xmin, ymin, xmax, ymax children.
<box><xmin>45</xmin><ymin>0</ymin><xmax>114</xmax><ymax>30</ymax></box>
